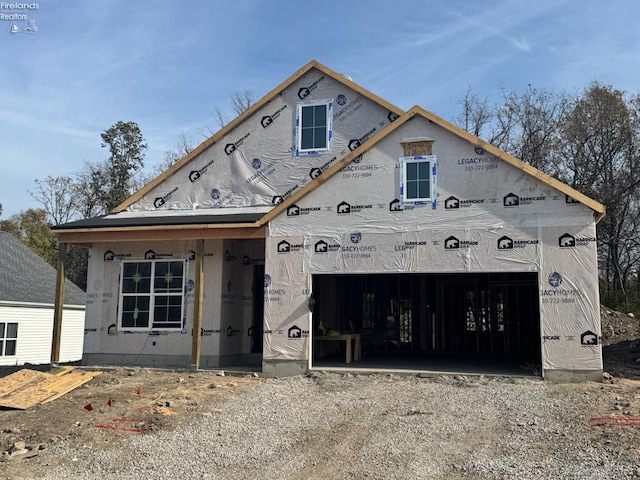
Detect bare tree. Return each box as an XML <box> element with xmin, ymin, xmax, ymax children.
<box><xmin>201</xmin><ymin>90</ymin><xmax>257</xmax><ymax>137</ymax></box>
<box><xmin>557</xmin><ymin>82</ymin><xmax>640</xmax><ymax>306</ymax></box>
<box><xmin>29</xmin><ymin>176</ymin><xmax>79</xmax><ymax>225</ymax></box>
<box><xmin>455</xmin><ymin>86</ymin><xmax>494</xmax><ymax>138</ymax></box>
<box><xmin>230</xmin><ymin>90</ymin><xmax>256</xmax><ymax>116</ymax></box>
<box><xmin>493</xmin><ymin>85</ymin><xmax>569</xmax><ymax>172</ymax></box>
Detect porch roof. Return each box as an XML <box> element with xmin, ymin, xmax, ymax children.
<box><xmin>51</xmin><ymin>208</ymin><xmax>268</xmax><ymax>244</ymax></box>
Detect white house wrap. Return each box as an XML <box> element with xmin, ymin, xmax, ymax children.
<box><xmin>53</xmin><ymin>61</ymin><xmax>604</xmax><ymax>381</ymax></box>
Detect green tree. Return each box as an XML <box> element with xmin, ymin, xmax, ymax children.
<box><xmin>98</xmin><ymin>121</ymin><xmax>148</xmax><ymax>211</ymax></box>
<box><xmin>1</xmin><ymin>209</ymin><xmax>58</xmax><ymax>267</ymax></box>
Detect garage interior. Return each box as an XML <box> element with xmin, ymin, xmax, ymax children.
<box><xmin>311</xmin><ymin>272</ymin><xmax>542</xmax><ymax>376</ymax></box>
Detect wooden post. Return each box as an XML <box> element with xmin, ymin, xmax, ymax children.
<box><xmin>51</xmin><ymin>242</ymin><xmax>67</xmax><ymax>366</ymax></box>
<box><xmin>191</xmin><ymin>239</ymin><xmax>205</xmax><ymax>369</ymax></box>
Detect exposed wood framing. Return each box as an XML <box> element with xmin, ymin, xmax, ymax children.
<box><xmin>191</xmin><ymin>239</ymin><xmax>204</xmax><ymax>369</ymax></box>
<box><xmin>111</xmin><ymin>60</ymin><xmax>404</xmax><ymax>214</ymax></box>
<box><xmin>51</xmin><ymin>242</ymin><xmax>66</xmax><ymax>365</ymax></box>
<box><xmin>261</xmin><ymin>105</ymin><xmax>605</xmax><ymax>225</ymax></box>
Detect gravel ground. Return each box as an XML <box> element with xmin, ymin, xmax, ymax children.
<box><xmin>32</xmin><ymin>372</ymin><xmax>640</xmax><ymax>480</ymax></box>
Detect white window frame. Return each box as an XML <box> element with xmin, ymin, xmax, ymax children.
<box><xmin>118</xmin><ymin>259</ymin><xmax>186</xmax><ymax>331</ymax></box>
<box><xmin>399</xmin><ymin>155</ymin><xmax>437</xmax><ymax>206</ymax></box>
<box><xmin>295</xmin><ymin>99</ymin><xmax>333</xmax><ymax>156</ymax></box>
<box><xmin>0</xmin><ymin>322</ymin><xmax>18</xmax><ymax>356</ymax></box>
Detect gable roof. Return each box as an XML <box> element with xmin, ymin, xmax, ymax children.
<box><xmin>0</xmin><ymin>232</ymin><xmax>85</xmax><ymax>306</ymax></box>
<box><xmin>260</xmin><ymin>105</ymin><xmax>606</xmax><ymax>225</ymax></box>
<box><xmin>112</xmin><ymin>60</ymin><xmax>404</xmax><ymax>214</ymax></box>
<box><xmin>53</xmin><ymin>62</ymin><xmax>605</xmax><ymax>245</ymax></box>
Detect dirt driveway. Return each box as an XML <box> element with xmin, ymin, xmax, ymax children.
<box><xmin>0</xmin><ymin>306</ymin><xmax>640</xmax><ymax>479</ymax></box>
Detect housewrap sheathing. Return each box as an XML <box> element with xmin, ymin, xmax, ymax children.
<box><xmin>84</xmin><ymin>64</ymin><xmax>601</xmax><ymax>374</ymax></box>
<box><xmin>84</xmin><ymin>239</ymin><xmax>263</xmax><ymax>362</ymax></box>
<box><xmin>125</xmin><ymin>70</ymin><xmax>398</xmax><ymax>212</ymax></box>
<box><xmin>264</xmin><ymin>116</ymin><xmax>602</xmax><ymax>374</ymax></box>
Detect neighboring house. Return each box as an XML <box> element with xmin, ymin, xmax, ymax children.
<box><xmin>0</xmin><ymin>232</ymin><xmax>85</xmax><ymax>366</ymax></box>
<box><xmin>52</xmin><ymin>61</ymin><xmax>605</xmax><ymax>381</ymax></box>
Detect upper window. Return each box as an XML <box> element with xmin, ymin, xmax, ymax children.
<box><xmin>399</xmin><ymin>155</ymin><xmax>437</xmax><ymax>206</ymax></box>
<box><xmin>295</xmin><ymin>99</ymin><xmax>333</xmax><ymax>156</ymax></box>
<box><xmin>119</xmin><ymin>260</ymin><xmax>186</xmax><ymax>331</ymax></box>
<box><xmin>0</xmin><ymin>322</ymin><xmax>18</xmax><ymax>356</ymax></box>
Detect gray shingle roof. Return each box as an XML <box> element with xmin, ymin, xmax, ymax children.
<box><xmin>51</xmin><ymin>212</ymin><xmax>265</xmax><ymax>230</ymax></box>
<box><xmin>0</xmin><ymin>232</ymin><xmax>85</xmax><ymax>306</ymax></box>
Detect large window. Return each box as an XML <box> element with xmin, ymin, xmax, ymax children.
<box><xmin>399</xmin><ymin>155</ymin><xmax>437</xmax><ymax>206</ymax></box>
<box><xmin>295</xmin><ymin>99</ymin><xmax>333</xmax><ymax>156</ymax></box>
<box><xmin>0</xmin><ymin>322</ymin><xmax>17</xmax><ymax>356</ymax></box>
<box><xmin>119</xmin><ymin>260</ymin><xmax>186</xmax><ymax>330</ymax></box>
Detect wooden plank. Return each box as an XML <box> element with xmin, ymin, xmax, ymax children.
<box><xmin>52</xmin><ymin>366</ymin><xmax>75</xmax><ymax>376</ymax></box>
<box><xmin>191</xmin><ymin>239</ymin><xmax>204</xmax><ymax>368</ymax></box>
<box><xmin>0</xmin><ymin>370</ymin><xmax>60</xmax><ymax>409</ymax></box>
<box><xmin>0</xmin><ymin>369</ymin><xmax>102</xmax><ymax>409</ymax></box>
<box><xmin>41</xmin><ymin>371</ymin><xmax>102</xmax><ymax>404</ymax></box>
<box><xmin>51</xmin><ymin>242</ymin><xmax>66</xmax><ymax>364</ymax></box>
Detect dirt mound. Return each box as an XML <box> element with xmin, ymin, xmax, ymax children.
<box><xmin>601</xmin><ymin>305</ymin><xmax>640</xmax><ymax>379</ymax></box>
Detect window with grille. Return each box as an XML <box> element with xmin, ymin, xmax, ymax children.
<box><xmin>0</xmin><ymin>322</ymin><xmax>18</xmax><ymax>356</ymax></box>
<box><xmin>119</xmin><ymin>260</ymin><xmax>185</xmax><ymax>331</ymax></box>
<box><xmin>295</xmin><ymin>99</ymin><xmax>333</xmax><ymax>156</ymax></box>
<box><xmin>399</xmin><ymin>155</ymin><xmax>437</xmax><ymax>206</ymax></box>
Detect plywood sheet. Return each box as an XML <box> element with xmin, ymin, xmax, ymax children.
<box><xmin>0</xmin><ymin>370</ymin><xmax>60</xmax><ymax>409</ymax></box>
<box><xmin>0</xmin><ymin>369</ymin><xmax>102</xmax><ymax>409</ymax></box>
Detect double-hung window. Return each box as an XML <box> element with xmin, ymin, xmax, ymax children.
<box><xmin>295</xmin><ymin>99</ymin><xmax>333</xmax><ymax>156</ymax></box>
<box><xmin>0</xmin><ymin>322</ymin><xmax>18</xmax><ymax>356</ymax></box>
<box><xmin>399</xmin><ymin>155</ymin><xmax>437</xmax><ymax>206</ymax></box>
<box><xmin>119</xmin><ymin>260</ymin><xmax>186</xmax><ymax>331</ymax></box>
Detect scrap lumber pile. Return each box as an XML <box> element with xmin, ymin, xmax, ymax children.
<box><xmin>0</xmin><ymin>367</ymin><xmax>101</xmax><ymax>409</ymax></box>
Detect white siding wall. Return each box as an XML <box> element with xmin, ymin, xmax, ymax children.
<box><xmin>0</xmin><ymin>304</ymin><xmax>85</xmax><ymax>366</ymax></box>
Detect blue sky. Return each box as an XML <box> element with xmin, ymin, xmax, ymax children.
<box><xmin>1</xmin><ymin>0</ymin><xmax>640</xmax><ymax>219</ymax></box>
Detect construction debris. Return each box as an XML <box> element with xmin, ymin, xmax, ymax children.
<box><xmin>0</xmin><ymin>368</ymin><xmax>102</xmax><ymax>409</ymax></box>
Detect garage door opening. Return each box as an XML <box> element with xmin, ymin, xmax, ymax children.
<box><xmin>311</xmin><ymin>272</ymin><xmax>541</xmax><ymax>376</ymax></box>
